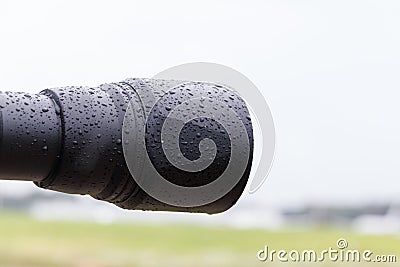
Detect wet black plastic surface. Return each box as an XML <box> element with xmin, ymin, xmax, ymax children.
<box><xmin>0</xmin><ymin>79</ymin><xmax>253</xmax><ymax>214</ymax></box>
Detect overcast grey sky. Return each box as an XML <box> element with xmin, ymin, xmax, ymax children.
<box><xmin>0</xmin><ymin>0</ymin><xmax>399</xmax><ymax>208</ymax></box>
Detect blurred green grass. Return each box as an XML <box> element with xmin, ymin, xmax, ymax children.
<box><xmin>0</xmin><ymin>212</ymin><xmax>399</xmax><ymax>267</ymax></box>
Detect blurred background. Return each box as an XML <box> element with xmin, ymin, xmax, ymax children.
<box><xmin>0</xmin><ymin>0</ymin><xmax>400</xmax><ymax>266</ymax></box>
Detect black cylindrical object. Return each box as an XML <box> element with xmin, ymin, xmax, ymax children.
<box><xmin>0</xmin><ymin>78</ymin><xmax>254</xmax><ymax>214</ymax></box>
<box><xmin>0</xmin><ymin>92</ymin><xmax>61</xmax><ymax>182</ymax></box>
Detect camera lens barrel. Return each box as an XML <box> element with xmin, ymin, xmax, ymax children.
<box><xmin>0</xmin><ymin>78</ymin><xmax>254</xmax><ymax>214</ymax></box>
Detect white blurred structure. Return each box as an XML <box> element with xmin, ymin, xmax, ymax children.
<box><xmin>353</xmin><ymin>202</ymin><xmax>400</xmax><ymax>235</ymax></box>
